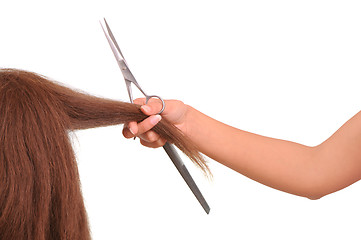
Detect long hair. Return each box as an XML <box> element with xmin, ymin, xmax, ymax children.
<box><xmin>0</xmin><ymin>69</ymin><xmax>209</xmax><ymax>239</ymax></box>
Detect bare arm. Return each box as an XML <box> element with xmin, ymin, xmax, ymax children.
<box><xmin>123</xmin><ymin>99</ymin><xmax>361</xmax><ymax>199</ymax></box>
<box><xmin>184</xmin><ymin>106</ymin><xmax>361</xmax><ymax>199</ymax></box>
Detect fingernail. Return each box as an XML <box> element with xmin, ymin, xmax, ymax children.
<box><xmin>128</xmin><ymin>127</ymin><xmax>135</xmax><ymax>135</ymax></box>
<box><xmin>150</xmin><ymin>115</ymin><xmax>162</xmax><ymax>125</ymax></box>
<box><xmin>141</xmin><ymin>105</ymin><xmax>151</xmax><ymax>113</ymax></box>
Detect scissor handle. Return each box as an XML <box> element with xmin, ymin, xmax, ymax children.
<box><xmin>145</xmin><ymin>95</ymin><xmax>165</xmax><ymax>115</ymax></box>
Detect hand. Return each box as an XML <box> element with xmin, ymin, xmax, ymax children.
<box><xmin>122</xmin><ymin>98</ymin><xmax>189</xmax><ymax>148</ymax></box>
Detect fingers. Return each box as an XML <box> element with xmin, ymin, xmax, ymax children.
<box><xmin>123</xmin><ymin>115</ymin><xmax>161</xmax><ymax>137</ymax></box>
<box><xmin>122</xmin><ymin>122</ymin><xmax>137</xmax><ymax>139</ymax></box>
<box><xmin>134</xmin><ymin>98</ymin><xmax>164</xmax><ymax>116</ymax></box>
<box><xmin>122</xmin><ymin>122</ymin><xmax>167</xmax><ymax>148</ymax></box>
<box><xmin>122</xmin><ymin>114</ymin><xmax>165</xmax><ymax>147</ymax></box>
<box><xmin>133</xmin><ymin>98</ymin><xmax>146</xmax><ymax>105</ymax></box>
<box><xmin>140</xmin><ymin>137</ymin><xmax>167</xmax><ymax>148</ymax></box>
<box><xmin>138</xmin><ymin>115</ymin><xmax>162</xmax><ymax>134</ymax></box>
<box><xmin>123</xmin><ymin>97</ymin><xmax>172</xmax><ymax>149</ymax></box>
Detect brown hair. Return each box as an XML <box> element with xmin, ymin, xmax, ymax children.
<box><xmin>0</xmin><ymin>69</ymin><xmax>209</xmax><ymax>239</ymax></box>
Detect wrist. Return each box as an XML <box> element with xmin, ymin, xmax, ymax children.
<box><xmin>182</xmin><ymin>104</ymin><xmax>196</xmax><ymax>139</ymax></box>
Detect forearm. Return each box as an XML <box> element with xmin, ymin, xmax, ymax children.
<box><xmin>184</xmin><ymin>106</ymin><xmax>361</xmax><ymax>199</ymax></box>
<box><xmin>129</xmin><ymin>99</ymin><xmax>361</xmax><ymax>199</ymax></box>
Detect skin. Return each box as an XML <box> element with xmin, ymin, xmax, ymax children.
<box><xmin>123</xmin><ymin>99</ymin><xmax>361</xmax><ymax>200</ymax></box>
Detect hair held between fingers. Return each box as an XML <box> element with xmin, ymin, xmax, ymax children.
<box><xmin>0</xmin><ymin>68</ymin><xmax>210</xmax><ymax>239</ymax></box>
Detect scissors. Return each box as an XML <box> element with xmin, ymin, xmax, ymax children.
<box><xmin>100</xmin><ymin>18</ymin><xmax>210</xmax><ymax>214</ymax></box>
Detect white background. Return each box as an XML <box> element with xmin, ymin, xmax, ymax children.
<box><xmin>1</xmin><ymin>0</ymin><xmax>361</xmax><ymax>239</ymax></box>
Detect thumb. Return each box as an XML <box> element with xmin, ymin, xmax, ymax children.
<box><xmin>140</xmin><ymin>99</ymin><xmax>164</xmax><ymax>115</ymax></box>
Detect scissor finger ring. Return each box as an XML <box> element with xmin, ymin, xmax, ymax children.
<box><xmin>145</xmin><ymin>95</ymin><xmax>165</xmax><ymax>115</ymax></box>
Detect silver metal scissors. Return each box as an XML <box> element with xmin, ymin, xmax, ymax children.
<box><xmin>100</xmin><ymin>18</ymin><xmax>210</xmax><ymax>214</ymax></box>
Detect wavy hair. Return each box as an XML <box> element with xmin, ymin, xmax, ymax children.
<box><xmin>0</xmin><ymin>69</ymin><xmax>208</xmax><ymax>239</ymax></box>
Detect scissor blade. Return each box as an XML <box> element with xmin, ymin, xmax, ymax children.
<box><xmin>100</xmin><ymin>18</ymin><xmax>126</xmax><ymax>63</ymax></box>
<box><xmin>103</xmin><ymin>18</ymin><xmax>126</xmax><ymax>60</ymax></box>
<box><xmin>100</xmin><ymin>18</ymin><xmax>210</xmax><ymax>214</ymax></box>
<box><xmin>163</xmin><ymin>143</ymin><xmax>210</xmax><ymax>214</ymax></box>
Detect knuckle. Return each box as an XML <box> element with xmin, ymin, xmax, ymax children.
<box><xmin>147</xmin><ymin>131</ymin><xmax>160</xmax><ymax>142</ymax></box>
<box><xmin>134</xmin><ymin>98</ymin><xmax>146</xmax><ymax>105</ymax></box>
<box><xmin>139</xmin><ymin>131</ymin><xmax>158</xmax><ymax>143</ymax></box>
<box><xmin>140</xmin><ymin>139</ymin><xmax>156</xmax><ymax>148</ymax></box>
<box><xmin>140</xmin><ymin>139</ymin><xmax>148</xmax><ymax>147</ymax></box>
<box><xmin>159</xmin><ymin>138</ymin><xmax>167</xmax><ymax>146</ymax></box>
